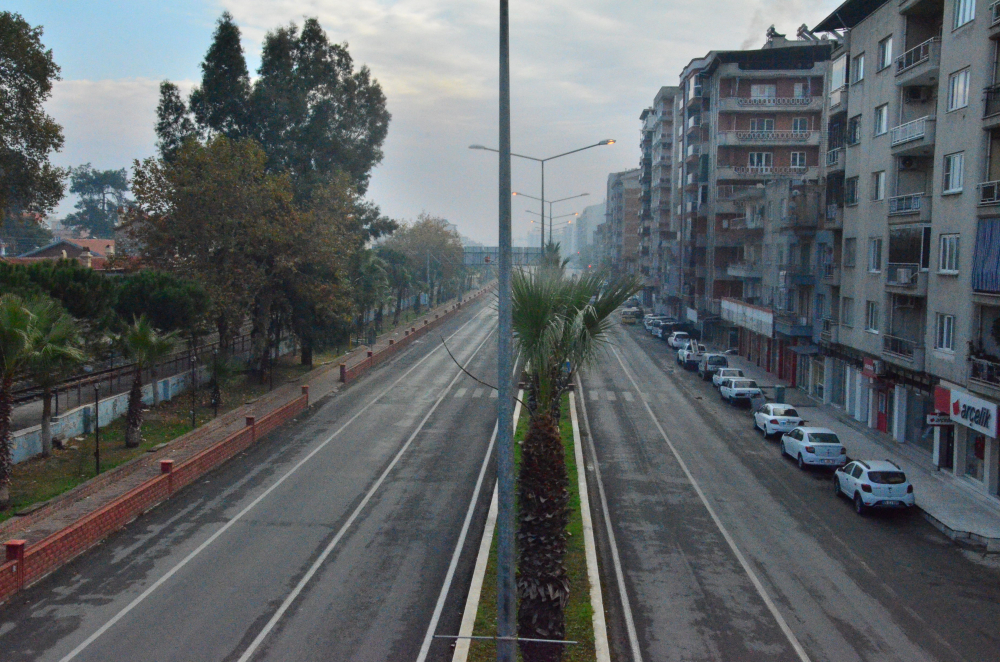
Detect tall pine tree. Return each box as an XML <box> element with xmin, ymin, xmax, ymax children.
<box><xmin>154</xmin><ymin>81</ymin><xmax>196</xmax><ymax>162</ymax></box>
<box><xmin>189</xmin><ymin>12</ymin><xmax>251</xmax><ymax>139</ymax></box>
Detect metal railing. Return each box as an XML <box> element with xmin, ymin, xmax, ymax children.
<box><xmin>970</xmin><ymin>356</ymin><xmax>1000</xmax><ymax>388</ymax></box>
<box><xmin>888</xmin><ymin>193</ymin><xmax>924</xmax><ymax>215</ymax></box>
<box><xmin>735</xmin><ymin>96</ymin><xmax>813</xmax><ymax>106</ymax></box>
<box><xmin>727</xmin><ymin>130</ymin><xmax>816</xmax><ymax>142</ymax></box>
<box><xmin>978</xmin><ymin>180</ymin><xmax>1000</xmax><ymax>205</ymax></box>
<box><xmin>732</xmin><ymin>165</ymin><xmax>808</xmax><ymax>176</ymax></box>
<box><xmin>991</xmin><ymin>0</ymin><xmax>1000</xmax><ymax>26</ymax></box>
<box><xmin>895</xmin><ymin>38</ymin><xmax>940</xmax><ymax>75</ymax></box>
<box><xmin>886</xmin><ymin>262</ymin><xmax>921</xmax><ymax>286</ymax></box>
<box><xmin>821</xmin><ymin>263</ymin><xmax>840</xmax><ymax>280</ymax></box>
<box><xmin>985</xmin><ymin>85</ymin><xmax>1000</xmax><ymax>118</ymax></box>
<box><xmin>826</xmin><ymin>148</ymin><xmax>844</xmax><ymax>167</ymax></box>
<box><xmin>889</xmin><ymin>116</ymin><xmax>934</xmax><ymax>146</ymax></box>
<box><xmin>717</xmin><ymin>184</ymin><xmax>761</xmax><ymax>200</ymax></box>
<box><xmin>883</xmin><ymin>334</ymin><xmax>920</xmax><ymax>359</ymax></box>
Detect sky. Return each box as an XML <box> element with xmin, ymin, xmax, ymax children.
<box><xmin>12</xmin><ymin>0</ymin><xmax>845</xmax><ymax>245</ymax></box>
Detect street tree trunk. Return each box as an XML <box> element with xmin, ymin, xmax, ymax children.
<box><xmin>41</xmin><ymin>388</ymin><xmax>53</xmax><ymax>457</ymax></box>
<box><xmin>301</xmin><ymin>340</ymin><xmax>313</xmax><ymax>367</ymax></box>
<box><xmin>0</xmin><ymin>375</ymin><xmax>13</xmax><ymax>509</ymax></box>
<box><xmin>394</xmin><ymin>288</ymin><xmax>404</xmax><ymax>326</ymax></box>
<box><xmin>124</xmin><ymin>368</ymin><xmax>144</xmax><ymax>448</ymax></box>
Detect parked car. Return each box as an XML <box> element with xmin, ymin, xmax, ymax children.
<box><xmin>833</xmin><ymin>460</ymin><xmax>915</xmax><ymax>515</ymax></box>
<box><xmin>677</xmin><ymin>342</ymin><xmax>706</xmax><ymax>368</ymax></box>
<box><xmin>779</xmin><ymin>427</ymin><xmax>848</xmax><ymax>469</ymax></box>
<box><xmin>719</xmin><ymin>377</ymin><xmax>762</xmax><ymax>404</ymax></box>
<box><xmin>753</xmin><ymin>403</ymin><xmax>804</xmax><ymax>438</ymax></box>
<box><xmin>644</xmin><ymin>314</ymin><xmax>670</xmax><ymax>330</ymax></box>
<box><xmin>697</xmin><ymin>354</ymin><xmax>729</xmax><ymax>380</ymax></box>
<box><xmin>667</xmin><ymin>331</ymin><xmax>691</xmax><ymax>348</ymax></box>
<box><xmin>620</xmin><ymin>308</ymin><xmax>642</xmax><ymax>324</ymax></box>
<box><xmin>654</xmin><ymin>322</ymin><xmax>678</xmax><ymax>339</ymax></box>
<box><xmin>712</xmin><ymin>367</ymin><xmax>745</xmax><ymax>388</ymax></box>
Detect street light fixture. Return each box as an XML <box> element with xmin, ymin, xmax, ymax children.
<box><xmin>469</xmin><ymin>141</ymin><xmax>614</xmax><ymax>250</ymax></box>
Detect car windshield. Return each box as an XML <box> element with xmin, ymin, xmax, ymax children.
<box><xmin>708</xmin><ymin>357</ymin><xmax>727</xmax><ymax>365</ymax></box>
<box><xmin>734</xmin><ymin>380</ymin><xmax>757</xmax><ymax>389</ymax></box>
<box><xmin>772</xmin><ymin>407</ymin><xmax>798</xmax><ymax>417</ymax></box>
<box><xmin>868</xmin><ymin>471</ymin><xmax>907</xmax><ymax>484</ymax></box>
<box><xmin>810</xmin><ymin>432</ymin><xmax>840</xmax><ymax>444</ymax></box>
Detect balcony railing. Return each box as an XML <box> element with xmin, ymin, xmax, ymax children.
<box><xmin>821</xmin><ymin>317</ymin><xmax>840</xmax><ymax>343</ymax></box>
<box><xmin>883</xmin><ymin>334</ymin><xmax>920</xmax><ymax>360</ymax></box>
<box><xmin>895</xmin><ymin>38</ymin><xmax>940</xmax><ymax>75</ymax></box>
<box><xmin>886</xmin><ymin>262</ymin><xmax>921</xmax><ymax>286</ymax></box>
<box><xmin>985</xmin><ymin>85</ymin><xmax>1000</xmax><ymax>118</ymax></box>
<box><xmin>820</xmin><ymin>263</ymin><xmax>840</xmax><ymax>281</ymax></box>
<box><xmin>829</xmin><ymin>86</ymin><xmax>848</xmax><ymax>109</ymax></box>
<box><xmin>826</xmin><ymin>148</ymin><xmax>844</xmax><ymax>167</ymax></box>
<box><xmin>890</xmin><ymin>116</ymin><xmax>934</xmax><ymax>146</ymax></box>
<box><xmin>979</xmin><ymin>180</ymin><xmax>1000</xmax><ymax>205</ymax></box>
<box><xmin>735</xmin><ymin>96</ymin><xmax>813</xmax><ymax>106</ymax></box>
<box><xmin>726</xmin><ymin>130</ymin><xmax>816</xmax><ymax>142</ymax></box>
<box><xmin>991</xmin><ymin>0</ymin><xmax>1000</xmax><ymax>26</ymax></box>
<box><xmin>888</xmin><ymin>193</ymin><xmax>925</xmax><ymax>215</ymax></box>
<box><xmin>732</xmin><ymin>165</ymin><xmax>808</xmax><ymax>176</ymax></box>
<box><xmin>970</xmin><ymin>356</ymin><xmax>1000</xmax><ymax>388</ymax></box>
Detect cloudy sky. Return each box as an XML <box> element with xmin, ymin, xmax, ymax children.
<box><xmin>13</xmin><ymin>0</ymin><xmax>844</xmax><ymax>244</ymax></box>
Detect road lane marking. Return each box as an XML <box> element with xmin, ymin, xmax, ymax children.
<box><xmin>490</xmin><ymin>390</ymin><xmax>498</xmax><ymax>399</ymax></box>
<box><xmin>609</xmin><ymin>346</ymin><xmax>813</xmax><ymax>662</ymax></box>
<box><xmin>590</xmin><ymin>391</ymin><xmax>599</xmax><ymax>402</ymax></box>
<box><xmin>454</xmin><ymin>387</ymin><xmax>468</xmax><ymax>399</ymax></box>
<box><xmin>606</xmin><ymin>391</ymin><xmax>617</xmax><ymax>401</ymax></box>
<box><xmin>57</xmin><ymin>304</ymin><xmax>496</xmax><ymax>662</ymax></box>
<box><xmin>236</xmin><ymin>327</ymin><xmax>498</xmax><ymax>662</ymax></box>
<box><xmin>622</xmin><ymin>391</ymin><xmax>634</xmax><ymax>402</ymax></box>
<box><xmin>472</xmin><ymin>388</ymin><xmax>484</xmax><ymax>398</ymax></box>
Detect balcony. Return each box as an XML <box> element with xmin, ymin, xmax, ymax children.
<box><xmin>717</xmin><ymin>130</ymin><xmax>821</xmax><ymax>146</ymax></box>
<box><xmin>780</xmin><ymin>264</ymin><xmax>816</xmax><ymax>287</ymax></box>
<box><xmin>717</xmin><ymin>96</ymin><xmax>823</xmax><ymax>113</ymax></box>
<box><xmin>969</xmin><ymin>356</ymin><xmax>1000</xmax><ymax>400</ymax></box>
<box><xmin>889</xmin><ymin>116</ymin><xmax>936</xmax><ymax>156</ymax></box>
<box><xmin>828</xmin><ymin>86</ymin><xmax>849</xmax><ymax>112</ymax></box>
<box><xmin>888</xmin><ymin>193</ymin><xmax>932</xmax><ymax>223</ymax></box>
<box><xmin>978</xmin><ymin>180</ymin><xmax>1000</xmax><ymax>206</ymax></box>
<box><xmin>882</xmin><ymin>334</ymin><xmax>925</xmax><ymax>371</ymax></box>
<box><xmin>820</xmin><ymin>263</ymin><xmax>841</xmax><ymax>286</ymax></box>
<box><xmin>825</xmin><ymin>204</ymin><xmax>844</xmax><ymax>228</ymax></box>
<box><xmin>984</xmin><ymin>86</ymin><xmax>1000</xmax><ymax>126</ymax></box>
<box><xmin>780</xmin><ymin>214</ymin><xmax>818</xmax><ymax>233</ymax></box>
<box><xmin>775</xmin><ymin>312</ymin><xmax>814</xmax><ymax>338</ymax></box>
<box><xmin>885</xmin><ymin>263</ymin><xmax>928</xmax><ymax>295</ymax></box>
<box><xmin>990</xmin><ymin>1</ymin><xmax>1000</xmax><ymax>37</ymax></box>
<box><xmin>826</xmin><ymin>147</ymin><xmax>844</xmax><ymax>171</ymax></box>
<box><xmin>820</xmin><ymin>318</ymin><xmax>840</xmax><ymax>344</ymax></box>
<box><xmin>717</xmin><ymin>165</ymin><xmax>818</xmax><ymax>180</ymax></box>
<box><xmin>726</xmin><ymin>262</ymin><xmax>763</xmax><ymax>279</ymax></box>
<box><xmin>894</xmin><ymin>38</ymin><xmax>941</xmax><ymax>87</ymax></box>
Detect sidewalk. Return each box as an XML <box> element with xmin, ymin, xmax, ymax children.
<box><xmin>722</xmin><ymin>352</ymin><xmax>1000</xmax><ymax>552</ymax></box>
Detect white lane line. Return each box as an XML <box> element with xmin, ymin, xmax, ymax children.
<box><xmin>423</xmin><ymin>386</ymin><xmax>523</xmax><ymax>662</ymax></box>
<box><xmin>454</xmin><ymin>387</ymin><xmax>468</xmax><ymax>399</ymax></box>
<box><xmin>57</xmin><ymin>305</ymin><xmax>495</xmax><ymax>662</ymax></box>
<box><xmin>236</xmin><ymin>328</ymin><xmax>498</xmax><ymax>662</ymax></box>
<box><xmin>622</xmin><ymin>391</ymin><xmax>634</xmax><ymax>402</ymax></box>
<box><xmin>575</xmin><ymin>377</ymin><xmax>644</xmax><ymax>662</ymax></box>
<box><xmin>609</xmin><ymin>347</ymin><xmax>812</xmax><ymax>662</ymax></box>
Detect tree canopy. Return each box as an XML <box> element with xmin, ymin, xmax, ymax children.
<box><xmin>62</xmin><ymin>164</ymin><xmax>132</xmax><ymax>238</ymax></box>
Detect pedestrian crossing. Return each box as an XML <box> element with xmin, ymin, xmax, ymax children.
<box><xmin>446</xmin><ymin>385</ymin><xmax>666</xmax><ymax>403</ymax></box>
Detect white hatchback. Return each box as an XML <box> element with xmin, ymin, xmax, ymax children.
<box><xmin>779</xmin><ymin>427</ymin><xmax>847</xmax><ymax>469</ymax></box>
<box><xmin>753</xmin><ymin>403</ymin><xmax>804</xmax><ymax>438</ymax></box>
<box><xmin>712</xmin><ymin>368</ymin><xmax>745</xmax><ymax>388</ymax></box>
<box><xmin>667</xmin><ymin>331</ymin><xmax>690</xmax><ymax>348</ymax></box>
<box><xmin>834</xmin><ymin>460</ymin><xmax>915</xmax><ymax>515</ymax></box>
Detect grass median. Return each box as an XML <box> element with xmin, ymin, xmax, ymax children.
<box><xmin>466</xmin><ymin>392</ymin><xmax>595</xmax><ymax>661</ymax></box>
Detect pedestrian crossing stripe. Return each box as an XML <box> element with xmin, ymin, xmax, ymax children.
<box><xmin>454</xmin><ymin>388</ymin><xmax>468</xmax><ymax>398</ymax></box>
<box><xmin>472</xmin><ymin>388</ymin><xmax>484</xmax><ymax>398</ymax></box>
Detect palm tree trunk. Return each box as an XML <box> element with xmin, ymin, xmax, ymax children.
<box><xmin>41</xmin><ymin>388</ymin><xmax>53</xmax><ymax>457</ymax></box>
<box><xmin>124</xmin><ymin>368</ymin><xmax>144</xmax><ymax>448</ymax></box>
<box><xmin>0</xmin><ymin>375</ymin><xmax>13</xmax><ymax>509</ymax></box>
<box><xmin>517</xmin><ymin>413</ymin><xmax>570</xmax><ymax>662</ymax></box>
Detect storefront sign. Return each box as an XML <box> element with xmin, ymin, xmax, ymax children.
<box><xmin>926</xmin><ymin>413</ymin><xmax>953</xmax><ymax>426</ymax></box>
<box><xmin>863</xmin><ymin>357</ymin><xmax>877</xmax><ymax>379</ymax></box>
<box><xmin>950</xmin><ymin>390</ymin><xmax>998</xmax><ymax>438</ymax></box>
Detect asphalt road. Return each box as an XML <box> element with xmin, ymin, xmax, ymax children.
<box><xmin>0</xmin><ymin>300</ymin><xmax>501</xmax><ymax>662</ymax></box>
<box><xmin>581</xmin><ymin>324</ymin><xmax>1000</xmax><ymax>662</ymax></box>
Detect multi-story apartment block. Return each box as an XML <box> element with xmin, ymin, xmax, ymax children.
<box><xmin>606</xmin><ymin>169</ymin><xmax>642</xmax><ymax>274</ymax></box>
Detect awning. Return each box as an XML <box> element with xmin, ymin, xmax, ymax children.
<box><xmin>789</xmin><ymin>345</ymin><xmax>819</xmax><ymax>355</ymax></box>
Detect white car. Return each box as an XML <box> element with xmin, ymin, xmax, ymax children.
<box><xmin>677</xmin><ymin>342</ymin><xmax>706</xmax><ymax>368</ymax></box>
<box><xmin>779</xmin><ymin>427</ymin><xmax>847</xmax><ymax>469</ymax></box>
<box><xmin>753</xmin><ymin>403</ymin><xmax>804</xmax><ymax>438</ymax></box>
<box><xmin>833</xmin><ymin>460</ymin><xmax>915</xmax><ymax>515</ymax></box>
<box><xmin>719</xmin><ymin>378</ymin><xmax>762</xmax><ymax>404</ymax></box>
<box><xmin>712</xmin><ymin>367</ymin><xmax>745</xmax><ymax>388</ymax></box>
<box><xmin>667</xmin><ymin>331</ymin><xmax>690</xmax><ymax>348</ymax></box>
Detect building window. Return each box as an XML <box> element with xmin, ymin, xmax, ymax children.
<box><xmin>842</xmin><ymin>297</ymin><xmax>855</xmax><ymax>326</ymax></box>
<box><xmin>791</xmin><ymin>152</ymin><xmax>807</xmax><ymax>168</ymax></box>
<box><xmin>751</xmin><ymin>84</ymin><xmax>776</xmax><ymax>99</ymax></box>
<box><xmin>939</xmin><ymin>233</ymin><xmax>960</xmax><ymax>273</ymax></box>
<box><xmin>851</xmin><ymin>53</ymin><xmax>865</xmax><ymax>83</ymax></box>
<box><xmin>936</xmin><ymin>313</ymin><xmax>955</xmax><ymax>351</ymax></box>
<box><xmin>866</xmin><ymin>301</ymin><xmax>879</xmax><ymax>332</ymax></box>
<box><xmin>750</xmin><ymin>118</ymin><xmax>775</xmax><ymax>132</ymax></box>
<box><xmin>948</xmin><ymin>69</ymin><xmax>970</xmax><ymax>111</ymax></box>
<box><xmin>843</xmin><ymin>238</ymin><xmax>857</xmax><ymax>267</ymax></box>
<box><xmin>845</xmin><ymin>177</ymin><xmax>859</xmax><ymax>205</ymax></box>
<box><xmin>847</xmin><ymin>115</ymin><xmax>862</xmax><ymax>145</ymax></box>
<box><xmin>877</xmin><ymin>36</ymin><xmax>893</xmax><ymax>71</ymax></box>
<box><xmin>792</xmin><ymin>117</ymin><xmax>809</xmax><ymax>133</ymax></box>
<box><xmin>868</xmin><ymin>237</ymin><xmax>883</xmax><ymax>272</ymax></box>
<box><xmin>874</xmin><ymin>104</ymin><xmax>888</xmax><ymax>135</ymax></box>
<box><xmin>793</xmin><ymin>82</ymin><xmax>808</xmax><ymax>98</ymax></box>
<box><xmin>954</xmin><ymin>0</ymin><xmax>975</xmax><ymax>29</ymax></box>
<box><xmin>749</xmin><ymin>152</ymin><xmax>773</xmax><ymax>168</ymax></box>
<box><xmin>872</xmin><ymin>171</ymin><xmax>886</xmax><ymax>201</ymax></box>
<box><xmin>943</xmin><ymin>152</ymin><xmax>964</xmax><ymax>193</ymax></box>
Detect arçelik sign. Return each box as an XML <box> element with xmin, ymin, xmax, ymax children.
<box><xmin>950</xmin><ymin>390</ymin><xmax>997</xmax><ymax>438</ymax></box>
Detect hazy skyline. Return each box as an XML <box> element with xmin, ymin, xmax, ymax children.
<box><xmin>13</xmin><ymin>0</ymin><xmax>844</xmax><ymax>244</ymax></box>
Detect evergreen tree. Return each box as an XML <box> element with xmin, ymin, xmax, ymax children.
<box><xmin>62</xmin><ymin>164</ymin><xmax>131</xmax><ymax>238</ymax></box>
<box><xmin>189</xmin><ymin>12</ymin><xmax>251</xmax><ymax>139</ymax></box>
<box><xmin>155</xmin><ymin>81</ymin><xmax>197</xmax><ymax>162</ymax></box>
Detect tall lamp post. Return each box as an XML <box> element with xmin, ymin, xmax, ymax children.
<box><xmin>469</xmin><ymin>141</ymin><xmax>614</xmax><ymax>252</ymax></box>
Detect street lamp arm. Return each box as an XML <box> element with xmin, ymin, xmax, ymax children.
<box><xmin>468</xmin><ymin>145</ymin><xmax>542</xmax><ymax>162</ymax></box>
<box><xmin>543</xmin><ymin>140</ymin><xmax>615</xmax><ymax>162</ymax></box>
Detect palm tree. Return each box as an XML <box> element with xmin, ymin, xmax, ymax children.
<box><xmin>511</xmin><ymin>269</ymin><xmax>639</xmax><ymax>662</ymax></box>
<box><xmin>27</xmin><ymin>300</ymin><xmax>84</xmax><ymax>456</ymax></box>
<box><xmin>119</xmin><ymin>316</ymin><xmax>177</xmax><ymax>448</ymax></box>
<box><xmin>0</xmin><ymin>294</ymin><xmax>40</xmax><ymax>508</ymax></box>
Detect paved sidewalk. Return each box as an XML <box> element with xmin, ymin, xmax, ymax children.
<box><xmin>721</xmin><ymin>352</ymin><xmax>1000</xmax><ymax>551</ymax></box>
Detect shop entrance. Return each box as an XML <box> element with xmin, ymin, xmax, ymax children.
<box><xmin>877</xmin><ymin>390</ymin><xmax>890</xmax><ymax>433</ymax></box>
<box><xmin>939</xmin><ymin>426</ymin><xmax>954</xmax><ymax>471</ymax></box>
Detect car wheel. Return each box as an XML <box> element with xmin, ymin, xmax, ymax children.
<box><xmin>854</xmin><ymin>493</ymin><xmax>867</xmax><ymax>516</ymax></box>
<box><xmin>833</xmin><ymin>476</ymin><xmax>841</xmax><ymax>498</ymax></box>
<box><xmin>797</xmin><ymin>454</ymin><xmax>805</xmax><ymax>470</ymax></box>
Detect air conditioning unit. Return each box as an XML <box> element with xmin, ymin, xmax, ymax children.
<box><xmin>873</xmin><ymin>360</ymin><xmax>886</xmax><ymax>376</ymax></box>
<box><xmin>898</xmin><ymin>156</ymin><xmax>918</xmax><ymax>170</ymax></box>
<box><xmin>904</xmin><ymin>86</ymin><xmax>932</xmax><ymax>103</ymax></box>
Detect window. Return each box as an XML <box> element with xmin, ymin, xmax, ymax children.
<box><xmin>791</xmin><ymin>152</ymin><xmax>807</xmax><ymax>168</ymax></box>
<box><xmin>792</xmin><ymin>117</ymin><xmax>809</xmax><ymax>133</ymax></box>
<box><xmin>843</xmin><ymin>238</ymin><xmax>857</xmax><ymax>267</ymax></box>
<box><xmin>936</xmin><ymin>314</ymin><xmax>956</xmax><ymax>351</ymax></box>
<box><xmin>842</xmin><ymin>297</ymin><xmax>855</xmax><ymax>327</ymax></box>
<box><xmin>939</xmin><ymin>234</ymin><xmax>960</xmax><ymax>272</ymax></box>
<box><xmin>793</xmin><ymin>82</ymin><xmax>808</xmax><ymax>98</ymax></box>
<box><xmin>845</xmin><ymin>177</ymin><xmax>860</xmax><ymax>205</ymax></box>
<box><xmin>872</xmin><ymin>171</ymin><xmax>886</xmax><ymax>200</ymax></box>
<box><xmin>878</xmin><ymin>36</ymin><xmax>893</xmax><ymax>71</ymax></box>
<box><xmin>750</xmin><ymin>118</ymin><xmax>775</xmax><ymax>132</ymax></box>
<box><xmin>866</xmin><ymin>301</ymin><xmax>879</xmax><ymax>332</ymax></box>
<box><xmin>847</xmin><ymin>115</ymin><xmax>862</xmax><ymax>145</ymax></box>
<box><xmin>748</xmin><ymin>152</ymin><xmax>773</xmax><ymax>167</ymax></box>
<box><xmin>868</xmin><ymin>237</ymin><xmax>883</xmax><ymax>271</ymax></box>
<box><xmin>948</xmin><ymin>69</ymin><xmax>970</xmax><ymax>110</ymax></box>
<box><xmin>851</xmin><ymin>53</ymin><xmax>865</xmax><ymax>83</ymax></box>
<box><xmin>954</xmin><ymin>0</ymin><xmax>975</xmax><ymax>29</ymax></box>
<box><xmin>874</xmin><ymin>104</ymin><xmax>888</xmax><ymax>135</ymax></box>
<box><xmin>943</xmin><ymin>152</ymin><xmax>964</xmax><ymax>193</ymax></box>
<box><xmin>751</xmin><ymin>84</ymin><xmax>776</xmax><ymax>99</ymax></box>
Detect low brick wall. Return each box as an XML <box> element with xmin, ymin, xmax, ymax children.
<box><xmin>340</xmin><ymin>286</ymin><xmax>494</xmax><ymax>385</ymax></box>
<box><xmin>0</xmin><ymin>389</ymin><xmax>310</xmax><ymax>605</ymax></box>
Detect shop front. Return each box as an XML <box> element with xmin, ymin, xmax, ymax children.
<box><xmin>935</xmin><ymin>385</ymin><xmax>1000</xmax><ymax>498</ymax></box>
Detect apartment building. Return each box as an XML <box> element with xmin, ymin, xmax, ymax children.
<box><xmin>605</xmin><ymin>169</ymin><xmax>642</xmax><ymax>274</ymax></box>
<box><xmin>807</xmin><ymin>0</ymin><xmax>1000</xmax><ymax>500</ymax></box>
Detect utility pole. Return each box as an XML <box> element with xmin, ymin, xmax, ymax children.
<box><xmin>497</xmin><ymin>1</ymin><xmax>516</xmax><ymax>659</ymax></box>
